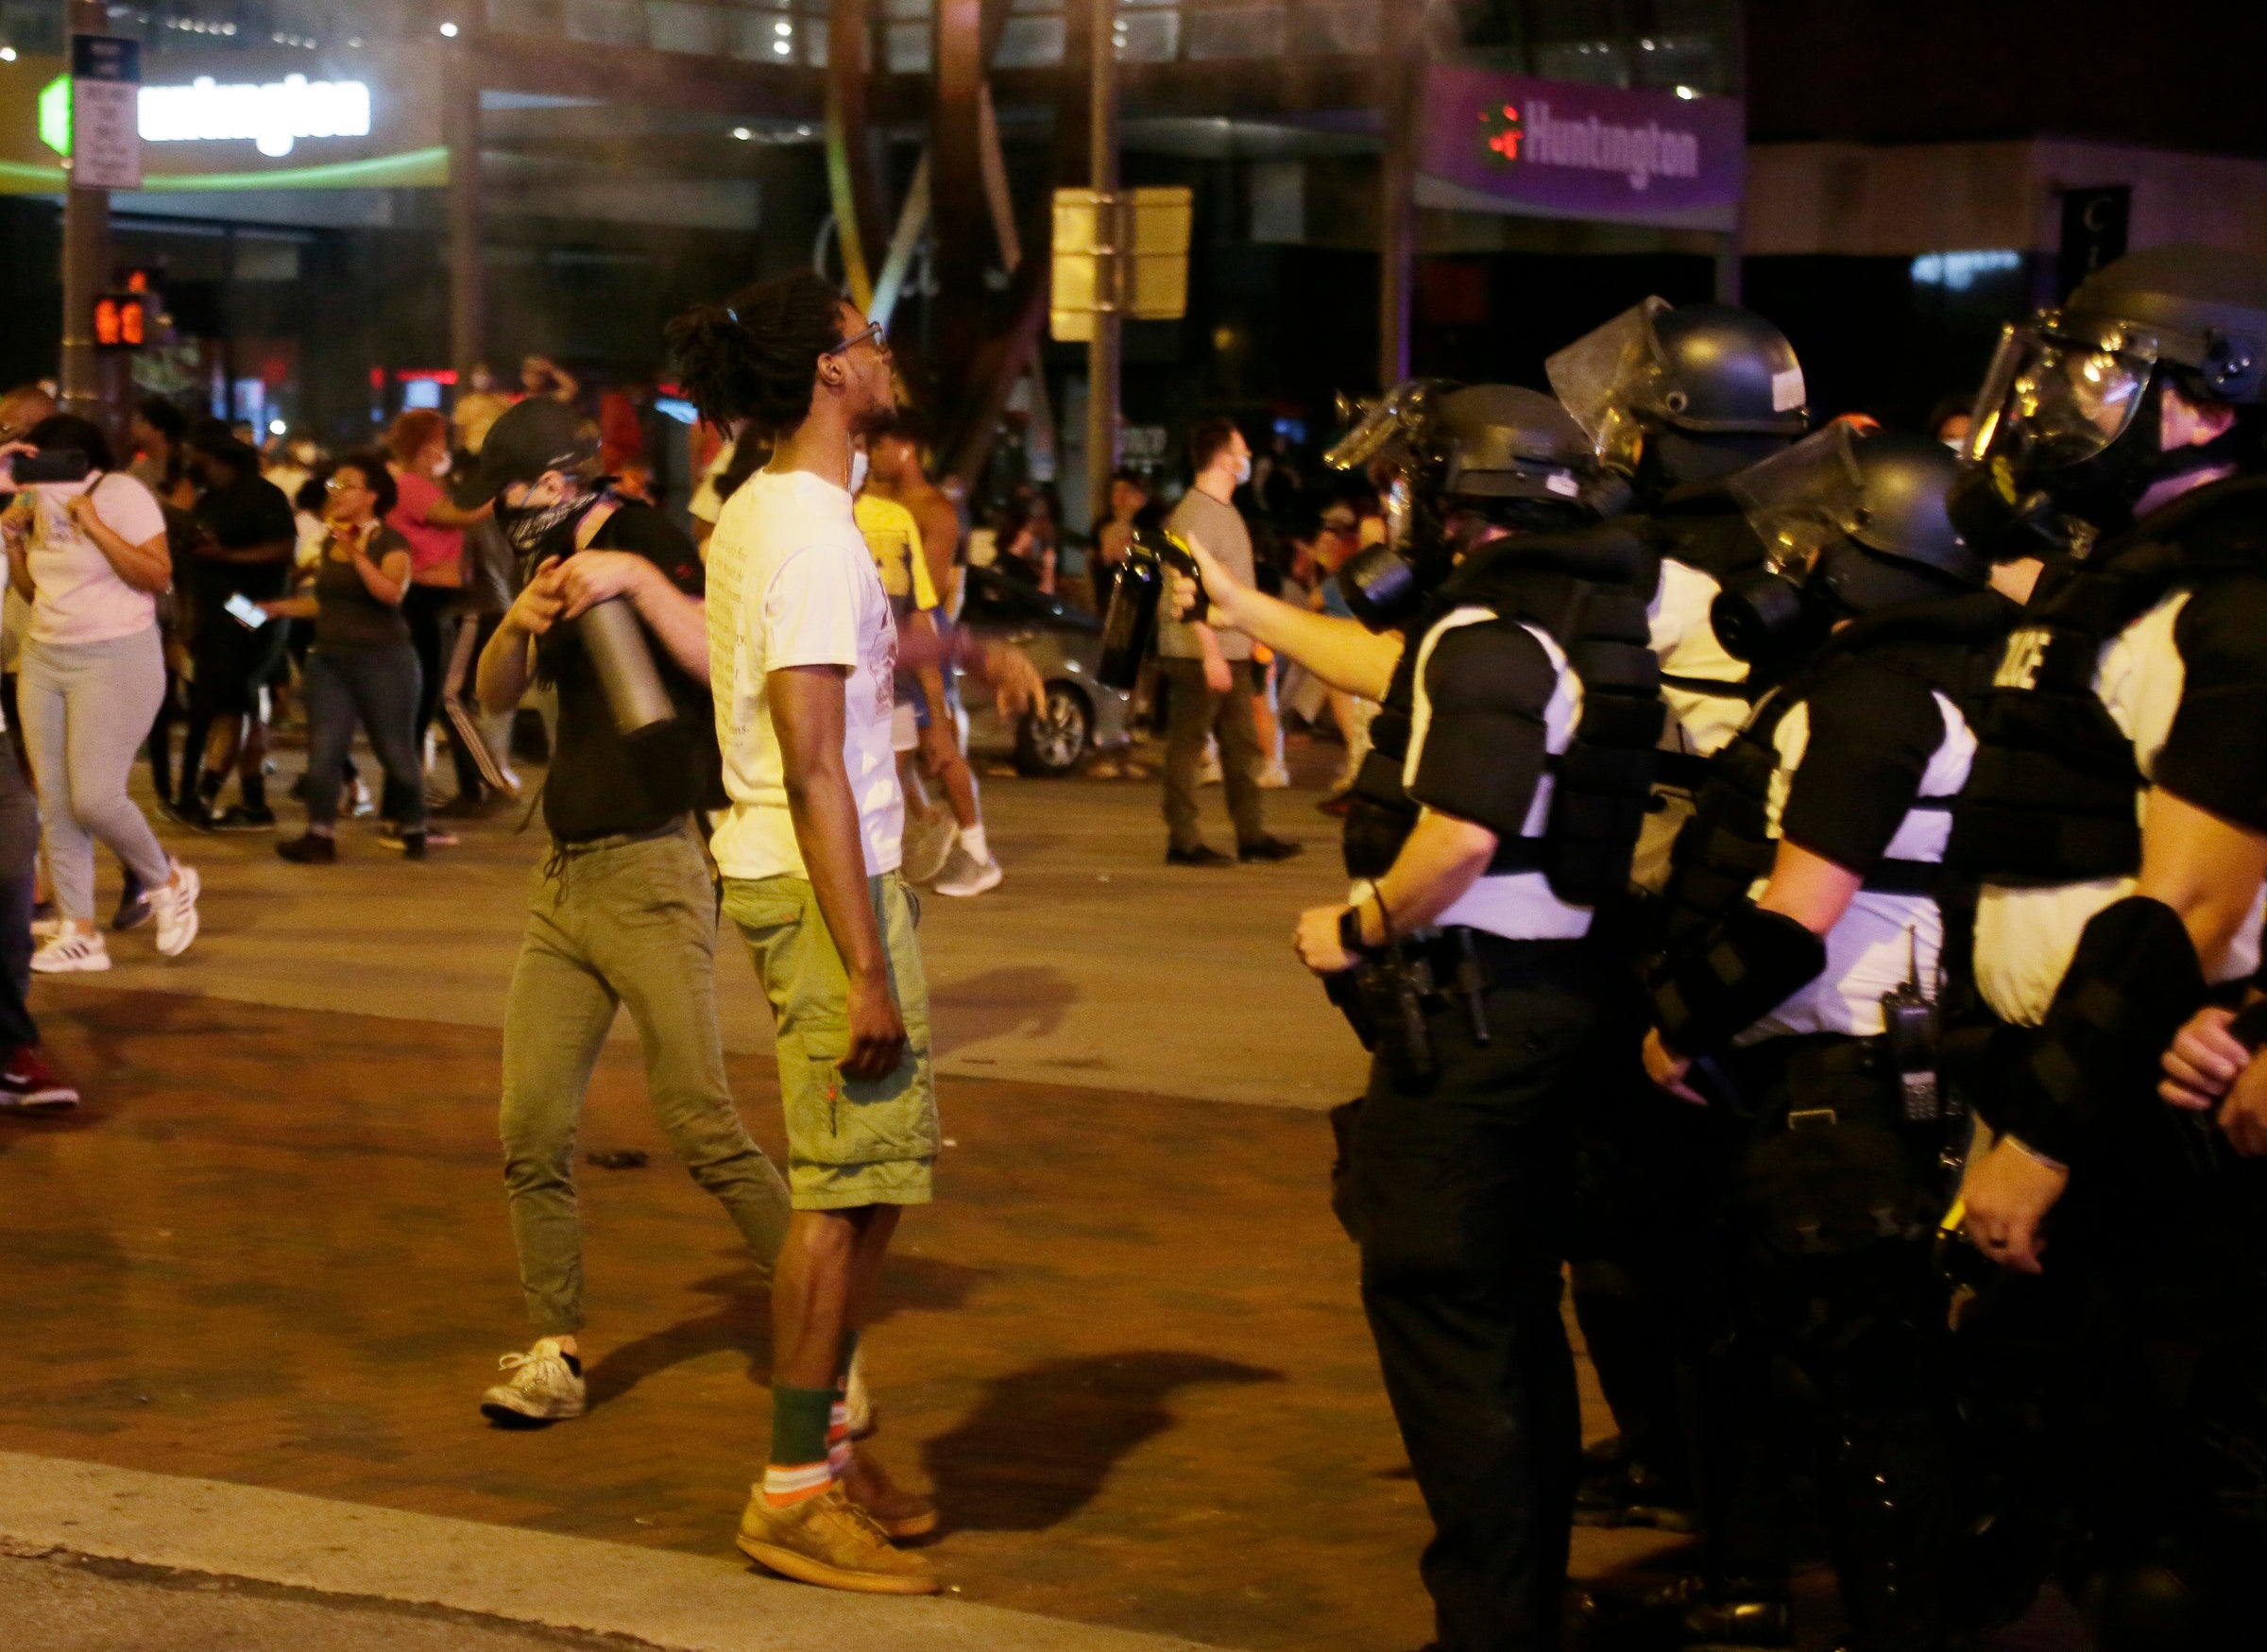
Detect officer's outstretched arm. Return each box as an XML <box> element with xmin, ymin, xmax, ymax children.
<box><xmin>1172</xmin><ymin>537</ymin><xmax>1401</xmax><ymax>699</ymax></box>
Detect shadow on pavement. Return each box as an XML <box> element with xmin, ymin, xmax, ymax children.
<box><xmin>579</xmin><ymin>1252</ymin><xmax>992</xmax><ymax>1409</ymax></box>
<box><xmin>921</xmin><ymin>1351</ymin><xmax>1284</xmax><ymax>1532</ymax></box>
<box><xmin>929</xmin><ymin>965</ymin><xmax>1079</xmax><ymax>1056</ymax></box>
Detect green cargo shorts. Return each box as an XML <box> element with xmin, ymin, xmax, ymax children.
<box><xmin>724</xmin><ymin>870</ymin><xmax>939</xmax><ymax>1211</ymax></box>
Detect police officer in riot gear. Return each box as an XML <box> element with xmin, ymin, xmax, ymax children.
<box><xmin>1543</xmin><ymin>298</ymin><xmax>1812</xmax><ymax>1530</ymax></box>
<box><xmin>1171</xmin><ymin>382</ymin><xmax>1662</xmax><ymax>1651</ymax></box>
<box><xmin>1938</xmin><ymin>246</ymin><xmax>2267</xmax><ymax>1647</ymax></box>
<box><xmin>1635</xmin><ymin>424</ymin><xmax>2014</xmax><ymax>1652</ymax></box>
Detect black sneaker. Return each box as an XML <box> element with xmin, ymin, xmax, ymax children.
<box><xmin>276</xmin><ymin>833</ymin><xmax>337</xmax><ymax>865</ymax></box>
<box><xmin>159</xmin><ymin>797</ymin><xmax>211</xmax><ymax>830</ymax></box>
<box><xmin>211</xmin><ymin>804</ymin><xmax>277</xmax><ymax>832</ymax></box>
<box><xmin>1236</xmin><ymin>835</ymin><xmax>1304</xmax><ymax>863</ymax></box>
<box><xmin>111</xmin><ymin>877</ymin><xmax>151</xmax><ymax>932</ymax></box>
<box><xmin>400</xmin><ymin>830</ymin><xmax>428</xmax><ymax>861</ymax></box>
<box><xmin>1165</xmin><ymin>843</ymin><xmax>1236</xmax><ymax>867</ymax></box>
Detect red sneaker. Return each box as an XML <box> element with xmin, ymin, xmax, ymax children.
<box><xmin>0</xmin><ymin>1046</ymin><xmax>79</xmax><ymax>1111</ymax></box>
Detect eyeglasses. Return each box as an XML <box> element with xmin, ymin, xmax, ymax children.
<box><xmin>824</xmin><ymin>321</ymin><xmax>890</xmax><ymax>359</ymax></box>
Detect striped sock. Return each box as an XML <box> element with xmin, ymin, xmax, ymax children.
<box><xmin>764</xmin><ymin>1384</ymin><xmax>837</xmax><ymax>1508</ymax></box>
<box><xmin>828</xmin><ymin>1398</ymin><xmax>852</xmax><ymax>1479</ymax></box>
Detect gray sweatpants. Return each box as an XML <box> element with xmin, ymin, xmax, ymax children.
<box><xmin>18</xmin><ymin>629</ymin><xmax>171</xmax><ymax>923</ymax></box>
<box><xmin>500</xmin><ymin>821</ymin><xmax>793</xmax><ymax>1335</ymax></box>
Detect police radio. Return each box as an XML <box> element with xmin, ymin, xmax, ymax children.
<box><xmin>1880</xmin><ymin>928</ymin><xmax>1941</xmax><ymax>1123</ymax></box>
<box><xmin>1098</xmin><ymin>525</ymin><xmax>1206</xmax><ymax>691</ymax></box>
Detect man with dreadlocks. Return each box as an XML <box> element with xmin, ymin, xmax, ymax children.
<box><xmin>666</xmin><ymin>272</ymin><xmax>1035</xmax><ymax>1594</ymax></box>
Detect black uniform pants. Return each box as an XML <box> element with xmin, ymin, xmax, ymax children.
<box><xmin>1958</xmin><ymin>1061</ymin><xmax>2267</xmax><ymax>1647</ymax></box>
<box><xmin>1699</xmin><ymin>1034</ymin><xmax>1958</xmax><ymax>1652</ymax></box>
<box><xmin>1341</xmin><ymin>937</ymin><xmax>1597</xmax><ymax>1652</ymax></box>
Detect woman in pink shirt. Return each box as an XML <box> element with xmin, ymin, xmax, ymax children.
<box><xmin>384</xmin><ymin>410</ymin><xmax>489</xmax><ymax>825</ymax></box>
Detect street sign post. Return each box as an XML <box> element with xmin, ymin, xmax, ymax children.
<box><xmin>69</xmin><ymin>34</ymin><xmax>142</xmax><ymax>191</ymax></box>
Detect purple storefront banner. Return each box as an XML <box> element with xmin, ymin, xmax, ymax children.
<box><xmin>1419</xmin><ymin>64</ymin><xmax>1744</xmax><ymax>229</ymax></box>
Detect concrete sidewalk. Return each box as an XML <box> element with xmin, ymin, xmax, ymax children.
<box><xmin>0</xmin><ymin>1452</ymin><xmax>1215</xmax><ymax>1651</ymax></box>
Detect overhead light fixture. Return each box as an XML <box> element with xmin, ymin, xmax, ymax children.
<box><xmin>439</xmin><ymin>21</ymin><xmax>459</xmax><ymax>37</ymax></box>
<box><xmin>732</xmin><ymin>126</ymin><xmax>753</xmax><ymax>140</ymax></box>
<box><xmin>772</xmin><ymin>40</ymin><xmax>791</xmax><ymax>54</ymax></box>
<box><xmin>775</xmin><ymin>20</ymin><xmax>792</xmax><ymax>35</ymax></box>
<box><xmin>0</xmin><ymin>46</ymin><xmax>16</xmax><ymax>61</ymax></box>
<box><xmin>1674</xmin><ymin>84</ymin><xmax>1696</xmax><ymax>99</ymax></box>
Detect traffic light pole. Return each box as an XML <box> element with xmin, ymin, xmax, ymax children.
<box><xmin>1083</xmin><ymin>0</ymin><xmax>1119</xmax><ymax>535</ymax></box>
<box><xmin>58</xmin><ymin>0</ymin><xmax>112</xmax><ymax>425</ymax></box>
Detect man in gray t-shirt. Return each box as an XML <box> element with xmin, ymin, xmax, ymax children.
<box><xmin>1154</xmin><ymin>420</ymin><xmax>1299</xmax><ymax>867</ymax></box>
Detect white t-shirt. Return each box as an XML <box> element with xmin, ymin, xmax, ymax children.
<box><xmin>1743</xmin><ymin>688</ymin><xmax>1976</xmax><ymax>1042</ymax></box>
<box><xmin>1975</xmin><ymin>589</ymin><xmax>2267</xmax><ymax>1025</ymax></box>
<box><xmin>22</xmin><ymin>471</ymin><xmax>164</xmax><ymax>648</ymax></box>
<box><xmin>706</xmin><ymin>468</ymin><xmax>903</xmax><ymax>881</ymax></box>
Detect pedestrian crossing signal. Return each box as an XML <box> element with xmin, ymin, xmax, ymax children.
<box><xmin>94</xmin><ymin>294</ymin><xmax>148</xmax><ymax>349</ymax></box>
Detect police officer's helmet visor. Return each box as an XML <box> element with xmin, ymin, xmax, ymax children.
<box><xmin>1544</xmin><ymin>298</ymin><xmax>1667</xmax><ymax>474</ymax></box>
<box><xmin>1961</xmin><ymin>318</ymin><xmax>2158</xmax><ymax>472</ymax></box>
<box><xmin>1731</xmin><ymin>419</ymin><xmax>1981</xmax><ymax>581</ymax></box>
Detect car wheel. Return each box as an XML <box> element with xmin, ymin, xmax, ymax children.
<box><xmin>1014</xmin><ymin>683</ymin><xmax>1092</xmax><ymax>776</ymax></box>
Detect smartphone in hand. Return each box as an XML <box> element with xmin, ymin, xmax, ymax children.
<box><xmin>223</xmin><ymin>591</ymin><xmax>269</xmax><ymax>629</ymax></box>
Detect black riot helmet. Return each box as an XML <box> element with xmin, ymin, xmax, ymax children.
<box><xmin>1547</xmin><ymin>297</ymin><xmax>1810</xmax><ymax>495</ymax></box>
<box><xmin>1323</xmin><ymin>381</ymin><xmax>1599</xmax><ymax>630</ymax></box>
<box><xmin>1711</xmin><ymin>422</ymin><xmax>1986</xmax><ymax>668</ymax></box>
<box><xmin>1955</xmin><ymin>245</ymin><xmax>2267</xmax><ymax>545</ymax></box>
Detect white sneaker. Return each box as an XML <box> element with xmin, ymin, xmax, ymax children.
<box><xmin>480</xmin><ymin>1337</ymin><xmax>587</xmax><ymax>1423</ymax></box>
<box><xmin>931</xmin><ymin>842</ymin><xmax>1003</xmax><ymax>897</ymax></box>
<box><xmin>349</xmin><ymin>779</ymin><xmax>377</xmax><ymax>818</ymax></box>
<box><xmin>149</xmin><ymin>860</ymin><xmax>200</xmax><ymax>958</ymax></box>
<box><xmin>1257</xmin><ymin>760</ymin><xmax>1292</xmax><ymax>789</ymax></box>
<box><xmin>31</xmin><ymin>928</ymin><xmax>110</xmax><ymax>973</ymax></box>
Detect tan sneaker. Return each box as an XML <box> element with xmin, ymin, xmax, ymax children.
<box><xmin>735</xmin><ymin>1484</ymin><xmax>940</xmax><ymax>1594</ymax></box>
<box><xmin>840</xmin><ymin>1444</ymin><xmax>939</xmax><ymax>1540</ymax></box>
<box><xmin>480</xmin><ymin>1337</ymin><xmax>587</xmax><ymax>1423</ymax></box>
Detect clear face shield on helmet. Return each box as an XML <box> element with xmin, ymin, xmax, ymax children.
<box><xmin>1544</xmin><ymin>297</ymin><xmax>1673</xmax><ymax>475</ymax></box>
<box><xmin>1728</xmin><ymin>420</ymin><xmax>1871</xmax><ymax>578</ymax></box>
<box><xmin>1961</xmin><ymin>317</ymin><xmax>2158</xmax><ymax>474</ymax></box>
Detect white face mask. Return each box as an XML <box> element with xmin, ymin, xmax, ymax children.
<box><xmin>1232</xmin><ymin>451</ymin><xmax>1253</xmax><ymax>485</ymax></box>
<box><xmin>848</xmin><ymin>449</ymin><xmax>870</xmax><ymax>495</ymax></box>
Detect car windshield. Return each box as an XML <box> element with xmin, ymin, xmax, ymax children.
<box><xmin>962</xmin><ymin>565</ymin><xmax>1100</xmax><ymax>633</ymax></box>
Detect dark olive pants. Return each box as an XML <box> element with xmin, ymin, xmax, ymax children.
<box><xmin>1158</xmin><ymin>655</ymin><xmax>1266</xmax><ymax>854</ymax></box>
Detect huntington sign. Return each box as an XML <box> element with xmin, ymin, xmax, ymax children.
<box><xmin>41</xmin><ymin>72</ymin><xmax>374</xmax><ymax>161</ymax></box>
<box><xmin>1420</xmin><ymin>65</ymin><xmax>1743</xmax><ymax>230</ymax></box>
<box><xmin>141</xmin><ymin>75</ymin><xmax>372</xmax><ymax>157</ymax></box>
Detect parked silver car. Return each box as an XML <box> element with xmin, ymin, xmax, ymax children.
<box><xmin>957</xmin><ymin>565</ymin><xmax>1134</xmax><ymax>776</ymax></box>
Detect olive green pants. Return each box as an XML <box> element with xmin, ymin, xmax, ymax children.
<box><xmin>724</xmin><ymin>871</ymin><xmax>939</xmax><ymax>1211</ymax></box>
<box><xmin>500</xmin><ymin>823</ymin><xmax>793</xmax><ymax>1336</ymax></box>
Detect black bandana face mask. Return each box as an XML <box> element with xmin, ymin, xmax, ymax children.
<box><xmin>496</xmin><ymin>488</ymin><xmax>599</xmax><ymax>562</ymax></box>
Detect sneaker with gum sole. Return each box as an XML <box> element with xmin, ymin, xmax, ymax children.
<box><xmin>840</xmin><ymin>1445</ymin><xmax>939</xmax><ymax>1541</ymax></box>
<box><xmin>735</xmin><ymin>1484</ymin><xmax>939</xmax><ymax>1594</ymax></box>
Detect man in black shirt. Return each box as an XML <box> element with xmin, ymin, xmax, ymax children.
<box><xmin>465</xmin><ymin>399</ymin><xmax>802</xmax><ymax>1436</ymax></box>
<box><xmin>177</xmin><ymin>421</ymin><xmax>297</xmax><ymax>828</ymax></box>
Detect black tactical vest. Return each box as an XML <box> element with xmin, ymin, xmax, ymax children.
<box><xmin>1342</xmin><ymin>526</ymin><xmax>1664</xmax><ymax>906</ymax></box>
<box><xmin>1947</xmin><ymin>476</ymin><xmax>2267</xmax><ymax>886</ymax></box>
<box><xmin>1662</xmin><ymin>595</ymin><xmax>2010</xmax><ymax>949</ymax></box>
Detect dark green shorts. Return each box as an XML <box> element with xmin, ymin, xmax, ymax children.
<box><xmin>724</xmin><ymin>871</ymin><xmax>938</xmax><ymax>1211</ymax></box>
